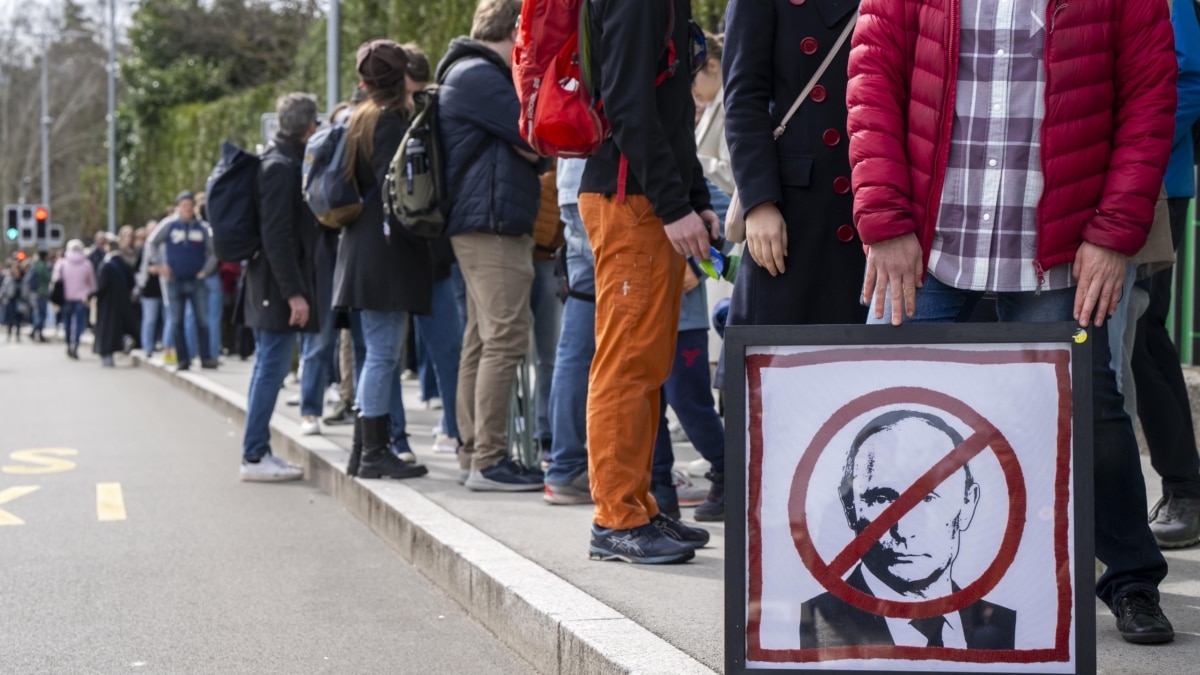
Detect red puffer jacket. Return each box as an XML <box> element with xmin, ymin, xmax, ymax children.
<box><xmin>847</xmin><ymin>0</ymin><xmax>1177</xmax><ymax>279</ymax></box>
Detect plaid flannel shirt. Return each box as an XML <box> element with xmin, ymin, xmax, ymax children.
<box><xmin>929</xmin><ymin>0</ymin><xmax>1072</xmax><ymax>293</ymax></box>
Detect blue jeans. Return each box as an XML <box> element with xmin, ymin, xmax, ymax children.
<box><xmin>32</xmin><ymin>296</ymin><xmax>48</xmax><ymax>332</ymax></box>
<box><xmin>414</xmin><ymin>275</ymin><xmax>464</xmax><ymax>438</ymax></box>
<box><xmin>546</xmin><ymin>204</ymin><xmax>596</xmax><ymax>484</ymax></box>
<box><xmin>871</xmin><ymin>274</ymin><xmax>1168</xmax><ymax>607</ymax></box>
<box><xmin>242</xmin><ymin>329</ymin><xmax>295</xmax><ymax>461</ymax></box>
<box><xmin>299</xmin><ymin>312</ymin><xmax>338</xmax><ymax>418</ymax></box>
<box><xmin>530</xmin><ymin>258</ymin><xmax>562</xmax><ymax>442</ymax></box>
<box><xmin>357</xmin><ymin>310</ymin><xmax>410</xmax><ymax>444</ymax></box>
<box><xmin>140</xmin><ymin>297</ymin><xmax>162</xmax><ymax>355</ymax></box>
<box><xmin>652</xmin><ymin>329</ymin><xmax>725</xmax><ymax>485</ymax></box>
<box><xmin>166</xmin><ymin>278</ymin><xmax>213</xmax><ymax>364</ymax></box>
<box><xmin>184</xmin><ymin>275</ymin><xmax>223</xmax><ymax>359</ymax></box>
<box><xmin>63</xmin><ymin>300</ymin><xmax>88</xmax><ymax>349</ymax></box>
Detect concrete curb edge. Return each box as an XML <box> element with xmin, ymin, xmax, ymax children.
<box><xmin>133</xmin><ymin>356</ymin><xmax>717</xmax><ymax>675</ymax></box>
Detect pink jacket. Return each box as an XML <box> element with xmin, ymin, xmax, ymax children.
<box><xmin>52</xmin><ymin>250</ymin><xmax>96</xmax><ymax>302</ymax></box>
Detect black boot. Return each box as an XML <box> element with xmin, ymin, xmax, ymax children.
<box><xmin>694</xmin><ymin>472</ymin><xmax>725</xmax><ymax>522</ymax></box>
<box><xmin>346</xmin><ymin>414</ymin><xmax>363</xmax><ymax>477</ymax></box>
<box><xmin>357</xmin><ymin>415</ymin><xmax>428</xmax><ymax>480</ymax></box>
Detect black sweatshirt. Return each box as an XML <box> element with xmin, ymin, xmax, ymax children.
<box><xmin>580</xmin><ymin>0</ymin><xmax>712</xmax><ymax>223</ymax></box>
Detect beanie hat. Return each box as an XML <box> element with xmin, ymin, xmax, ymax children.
<box><xmin>356</xmin><ymin>39</ymin><xmax>408</xmax><ymax>89</ymax></box>
<box><xmin>175</xmin><ymin>190</ymin><xmax>195</xmax><ymax>204</ymax></box>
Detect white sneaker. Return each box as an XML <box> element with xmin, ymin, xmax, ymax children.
<box><xmin>673</xmin><ymin>469</ymin><xmax>708</xmax><ymax>507</ymax></box>
<box><xmin>686</xmin><ymin>458</ymin><xmax>712</xmax><ymax>478</ymax></box>
<box><xmin>240</xmin><ymin>455</ymin><xmax>303</xmax><ymax>482</ymax></box>
<box><xmin>325</xmin><ymin>384</ymin><xmax>340</xmax><ymax>405</ymax></box>
<box><xmin>669</xmin><ymin>420</ymin><xmax>688</xmax><ymax>444</ymax></box>
<box><xmin>299</xmin><ymin>416</ymin><xmax>320</xmax><ymax>436</ymax></box>
<box><xmin>433</xmin><ymin>434</ymin><xmax>460</xmax><ymax>454</ymax></box>
<box><xmin>424</xmin><ymin>397</ymin><xmax>443</xmax><ymax>411</ymax></box>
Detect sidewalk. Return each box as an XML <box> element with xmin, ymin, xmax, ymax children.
<box><xmin>130</xmin><ymin>351</ymin><xmax>1199</xmax><ymax>674</ymax></box>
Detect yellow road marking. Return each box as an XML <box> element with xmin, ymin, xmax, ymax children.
<box><xmin>96</xmin><ymin>483</ymin><xmax>126</xmax><ymax>522</ymax></box>
<box><xmin>0</xmin><ymin>486</ymin><xmax>41</xmax><ymax>526</ymax></box>
<box><xmin>2</xmin><ymin>449</ymin><xmax>78</xmax><ymax>475</ymax></box>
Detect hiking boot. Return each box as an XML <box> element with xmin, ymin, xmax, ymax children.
<box><xmin>694</xmin><ymin>471</ymin><xmax>725</xmax><ymax>522</ymax></box>
<box><xmin>1149</xmin><ymin>493</ymin><xmax>1200</xmax><ymax>549</ymax></box>
<box><xmin>1114</xmin><ymin>590</ymin><xmax>1175</xmax><ymax>644</ymax></box>
<box><xmin>465</xmin><ymin>458</ymin><xmax>545</xmax><ymax>492</ymax></box>
<box><xmin>358</xmin><ymin>416</ymin><xmax>427</xmax><ymax>480</ymax></box>
<box><xmin>588</xmin><ymin>522</ymin><xmax>695</xmax><ymax>564</ymax></box>
<box><xmin>544</xmin><ymin>470</ymin><xmax>593</xmax><ymax>505</ymax></box>
<box><xmin>650</xmin><ymin>481</ymin><xmax>681</xmax><ymax>519</ymax></box>
<box><xmin>650</xmin><ymin>512</ymin><xmax>710</xmax><ymax>550</ymax></box>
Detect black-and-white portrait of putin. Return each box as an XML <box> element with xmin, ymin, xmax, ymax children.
<box><xmin>800</xmin><ymin>410</ymin><xmax>1017</xmax><ymax>650</ymax></box>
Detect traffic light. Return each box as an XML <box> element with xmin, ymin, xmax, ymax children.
<box><xmin>4</xmin><ymin>206</ymin><xmax>16</xmax><ymax>241</ymax></box>
<box><xmin>15</xmin><ymin>251</ymin><xmax>26</xmax><ymax>262</ymax></box>
<box><xmin>34</xmin><ymin>206</ymin><xmax>49</xmax><ymax>240</ymax></box>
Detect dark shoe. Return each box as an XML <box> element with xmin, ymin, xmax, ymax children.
<box><xmin>464</xmin><ymin>458</ymin><xmax>544</xmax><ymax>492</ymax></box>
<box><xmin>589</xmin><ymin>522</ymin><xmax>695</xmax><ymax>564</ymax></box>
<box><xmin>346</xmin><ymin>415</ymin><xmax>363</xmax><ymax>477</ymax></box>
<box><xmin>544</xmin><ymin>470</ymin><xmax>593</xmax><ymax>505</ymax></box>
<box><xmin>1114</xmin><ymin>590</ymin><xmax>1174</xmax><ymax>644</ymax></box>
<box><xmin>694</xmin><ymin>471</ymin><xmax>725</xmax><ymax>522</ymax></box>
<box><xmin>357</xmin><ymin>415</ymin><xmax>428</xmax><ymax>480</ymax></box>
<box><xmin>200</xmin><ymin>359</ymin><xmax>220</xmax><ymax>369</ymax></box>
<box><xmin>1149</xmin><ymin>493</ymin><xmax>1200</xmax><ymax>549</ymax></box>
<box><xmin>100</xmin><ymin>355</ymin><xmax>115</xmax><ymax>368</ymax></box>
<box><xmin>650</xmin><ymin>512</ymin><xmax>710</xmax><ymax>550</ymax></box>
<box><xmin>650</xmin><ymin>481</ymin><xmax>681</xmax><ymax>519</ymax></box>
<box><xmin>323</xmin><ymin>400</ymin><xmax>355</xmax><ymax>426</ymax></box>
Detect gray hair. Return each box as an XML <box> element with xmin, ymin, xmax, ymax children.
<box><xmin>277</xmin><ymin>93</ymin><xmax>319</xmax><ymax>139</ymax></box>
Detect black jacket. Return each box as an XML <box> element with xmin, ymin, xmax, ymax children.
<box><xmin>436</xmin><ymin>38</ymin><xmax>541</xmax><ymax>238</ymax></box>
<box><xmin>243</xmin><ymin>134</ymin><xmax>319</xmax><ymax>333</ymax></box>
<box><xmin>723</xmin><ymin>0</ymin><xmax>866</xmax><ymax>327</ymax></box>
<box><xmin>92</xmin><ymin>254</ymin><xmax>138</xmax><ymax>355</ymax></box>
<box><xmin>332</xmin><ymin>111</ymin><xmax>434</xmax><ymax>315</ymax></box>
<box><xmin>580</xmin><ymin>0</ymin><xmax>711</xmax><ymax>222</ymax></box>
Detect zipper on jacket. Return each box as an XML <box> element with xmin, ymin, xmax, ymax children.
<box><xmin>1049</xmin><ymin>2</ymin><xmax>1068</xmax><ymax>34</ymax></box>
<box><xmin>1034</xmin><ymin>260</ymin><xmax>1046</xmax><ymax>295</ymax></box>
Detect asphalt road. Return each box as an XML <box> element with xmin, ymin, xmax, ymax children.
<box><xmin>0</xmin><ymin>340</ymin><xmax>531</xmax><ymax>674</ymax></box>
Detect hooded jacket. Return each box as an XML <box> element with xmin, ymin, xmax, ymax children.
<box><xmin>436</xmin><ymin>37</ymin><xmax>541</xmax><ymax>238</ymax></box>
<box><xmin>847</xmin><ymin>0</ymin><xmax>1177</xmax><ymax>277</ymax></box>
<box><xmin>52</xmin><ymin>250</ymin><xmax>97</xmax><ymax>303</ymax></box>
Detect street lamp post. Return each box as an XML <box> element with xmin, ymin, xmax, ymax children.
<box><xmin>327</xmin><ymin>0</ymin><xmax>339</xmax><ymax>116</ymax></box>
<box><xmin>107</xmin><ymin>0</ymin><xmax>117</xmax><ymax>234</ymax></box>
<box><xmin>40</xmin><ymin>34</ymin><xmax>50</xmax><ymax>210</ymax></box>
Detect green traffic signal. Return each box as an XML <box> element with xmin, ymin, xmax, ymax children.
<box><xmin>4</xmin><ymin>227</ymin><xmax>18</xmax><ymax>241</ymax></box>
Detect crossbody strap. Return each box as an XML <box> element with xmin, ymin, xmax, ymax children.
<box><xmin>772</xmin><ymin>12</ymin><xmax>859</xmax><ymax>140</ymax></box>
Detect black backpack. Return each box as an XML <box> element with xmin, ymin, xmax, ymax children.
<box><xmin>206</xmin><ymin>141</ymin><xmax>262</xmax><ymax>262</ymax></box>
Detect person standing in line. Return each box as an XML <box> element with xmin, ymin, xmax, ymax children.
<box><xmin>239</xmin><ymin>93</ymin><xmax>323</xmax><ymax>482</ymax></box>
<box><xmin>25</xmin><ymin>251</ymin><xmax>52</xmax><ymax>342</ymax></box>
<box><xmin>1</xmin><ymin>263</ymin><xmax>27</xmax><ymax>342</ymax></box>
<box><xmin>92</xmin><ymin>238</ymin><xmax>139</xmax><ymax>367</ymax></box>
<box><xmin>52</xmin><ymin>239</ymin><xmax>97</xmax><ymax>360</ymax></box>
<box><xmin>331</xmin><ymin>39</ymin><xmax>432</xmax><ymax>481</ymax></box>
<box><xmin>850</xmin><ymin>0</ymin><xmax>1176</xmax><ymax>643</ymax></box>
<box><xmin>580</xmin><ymin>0</ymin><xmax>716</xmax><ymax>564</ymax></box>
<box><xmin>146</xmin><ymin>191</ymin><xmax>219</xmax><ymax>371</ymax></box>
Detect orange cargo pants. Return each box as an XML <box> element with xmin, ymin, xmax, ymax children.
<box><xmin>579</xmin><ymin>193</ymin><xmax>686</xmax><ymax>531</ymax></box>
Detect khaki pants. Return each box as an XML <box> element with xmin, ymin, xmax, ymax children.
<box><xmin>338</xmin><ymin>328</ymin><xmax>354</xmax><ymax>404</ymax></box>
<box><xmin>579</xmin><ymin>193</ymin><xmax>685</xmax><ymax>530</ymax></box>
<box><xmin>451</xmin><ymin>232</ymin><xmax>535</xmax><ymax>471</ymax></box>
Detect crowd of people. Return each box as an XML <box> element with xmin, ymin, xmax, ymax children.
<box><xmin>11</xmin><ymin>0</ymin><xmax>1200</xmax><ymax>650</ymax></box>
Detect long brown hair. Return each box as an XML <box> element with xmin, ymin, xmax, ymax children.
<box><xmin>344</xmin><ymin>86</ymin><xmax>409</xmax><ymax>180</ymax></box>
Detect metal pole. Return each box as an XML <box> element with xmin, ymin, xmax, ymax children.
<box><xmin>40</xmin><ymin>34</ymin><xmax>50</xmax><ymax>210</ymax></box>
<box><xmin>1182</xmin><ymin>190</ymin><xmax>1196</xmax><ymax>364</ymax></box>
<box><xmin>327</xmin><ymin>0</ymin><xmax>340</xmax><ymax>116</ymax></box>
<box><xmin>107</xmin><ymin>0</ymin><xmax>117</xmax><ymax>233</ymax></box>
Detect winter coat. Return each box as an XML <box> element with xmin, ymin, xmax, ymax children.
<box><xmin>52</xmin><ymin>250</ymin><xmax>97</xmax><ymax>302</ymax></box>
<box><xmin>436</xmin><ymin>38</ymin><xmax>541</xmax><ymax>238</ymax></box>
<box><xmin>723</xmin><ymin>0</ymin><xmax>867</xmax><ymax>328</ymax></box>
<box><xmin>243</xmin><ymin>134</ymin><xmax>319</xmax><ymax>333</ymax></box>
<box><xmin>332</xmin><ymin>111</ymin><xmax>434</xmax><ymax>315</ymax></box>
<box><xmin>92</xmin><ymin>253</ymin><xmax>138</xmax><ymax>356</ymax></box>
<box><xmin>1167</xmin><ymin>0</ymin><xmax>1200</xmax><ymax>198</ymax></box>
<box><xmin>848</xmin><ymin>0</ymin><xmax>1177</xmax><ymax>277</ymax></box>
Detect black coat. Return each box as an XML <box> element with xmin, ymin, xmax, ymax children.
<box><xmin>243</xmin><ymin>135</ymin><xmax>319</xmax><ymax>333</ymax></box>
<box><xmin>723</xmin><ymin>0</ymin><xmax>867</xmax><ymax>327</ymax></box>
<box><xmin>92</xmin><ymin>254</ymin><xmax>138</xmax><ymax>355</ymax></box>
<box><xmin>332</xmin><ymin>111</ymin><xmax>433</xmax><ymax>315</ymax></box>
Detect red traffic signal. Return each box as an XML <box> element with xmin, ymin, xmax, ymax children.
<box><xmin>34</xmin><ymin>207</ymin><xmax>48</xmax><ymax>222</ymax></box>
<box><xmin>15</xmin><ymin>251</ymin><xmax>27</xmax><ymax>261</ymax></box>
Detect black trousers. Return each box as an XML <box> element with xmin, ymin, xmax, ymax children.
<box><xmin>1132</xmin><ymin>197</ymin><xmax>1200</xmax><ymax>499</ymax></box>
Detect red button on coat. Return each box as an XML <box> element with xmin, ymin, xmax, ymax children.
<box><xmin>823</xmin><ymin>128</ymin><xmax>841</xmax><ymax>146</ymax></box>
<box><xmin>790</xmin><ymin>0</ymin><xmax>806</xmax><ymax>5</ymax></box>
<box><xmin>810</xmin><ymin>85</ymin><xmax>827</xmax><ymax>103</ymax></box>
<box><xmin>837</xmin><ymin>225</ymin><xmax>856</xmax><ymax>243</ymax></box>
<box><xmin>833</xmin><ymin>176</ymin><xmax>852</xmax><ymax>194</ymax></box>
<box><xmin>801</xmin><ymin>38</ymin><xmax>819</xmax><ymax>55</ymax></box>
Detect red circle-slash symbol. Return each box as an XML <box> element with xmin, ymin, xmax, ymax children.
<box><xmin>788</xmin><ymin>387</ymin><xmax>1026</xmax><ymax>620</ymax></box>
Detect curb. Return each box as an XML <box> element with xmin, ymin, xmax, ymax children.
<box><xmin>133</xmin><ymin>355</ymin><xmax>717</xmax><ymax>675</ymax></box>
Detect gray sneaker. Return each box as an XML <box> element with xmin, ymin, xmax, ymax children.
<box><xmin>240</xmin><ymin>455</ymin><xmax>303</xmax><ymax>482</ymax></box>
<box><xmin>544</xmin><ymin>470</ymin><xmax>592</xmax><ymax>505</ymax></box>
